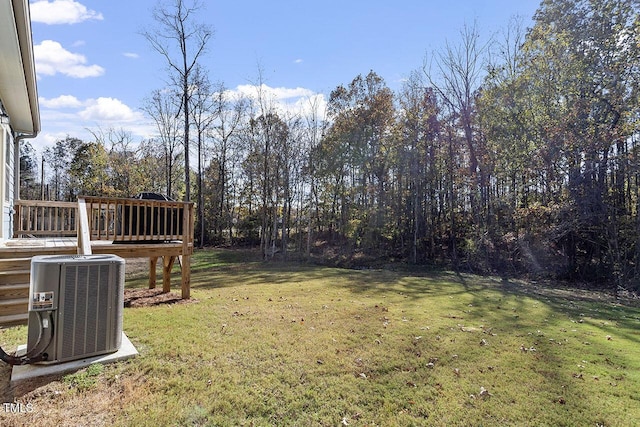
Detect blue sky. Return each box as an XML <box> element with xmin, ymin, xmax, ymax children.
<box><xmin>29</xmin><ymin>0</ymin><xmax>542</xmax><ymax>149</ymax></box>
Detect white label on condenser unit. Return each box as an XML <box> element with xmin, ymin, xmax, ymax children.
<box><xmin>32</xmin><ymin>292</ymin><xmax>54</xmax><ymax>310</ymax></box>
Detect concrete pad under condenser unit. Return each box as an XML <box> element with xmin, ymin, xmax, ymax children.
<box><xmin>10</xmin><ymin>332</ymin><xmax>138</xmax><ymax>383</ymax></box>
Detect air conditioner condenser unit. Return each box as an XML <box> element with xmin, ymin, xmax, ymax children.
<box><xmin>26</xmin><ymin>254</ymin><xmax>125</xmax><ymax>364</ymax></box>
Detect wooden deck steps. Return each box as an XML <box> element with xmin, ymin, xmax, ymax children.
<box><xmin>0</xmin><ymin>270</ymin><xmax>30</xmax><ymax>284</ymax></box>
<box><xmin>0</xmin><ymin>257</ymin><xmax>32</xmax><ymax>270</ymax></box>
<box><xmin>0</xmin><ymin>257</ymin><xmax>32</xmax><ymax>327</ymax></box>
<box><xmin>0</xmin><ymin>283</ymin><xmax>30</xmax><ymax>299</ymax></box>
<box><xmin>0</xmin><ymin>313</ymin><xmax>29</xmax><ymax>326</ymax></box>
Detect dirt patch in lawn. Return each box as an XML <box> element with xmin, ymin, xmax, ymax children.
<box><xmin>124</xmin><ymin>288</ymin><xmax>197</xmax><ymax>308</ymax></box>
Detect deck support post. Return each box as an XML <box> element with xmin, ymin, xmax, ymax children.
<box><xmin>180</xmin><ymin>202</ymin><xmax>192</xmax><ymax>299</ymax></box>
<box><xmin>181</xmin><ymin>255</ymin><xmax>191</xmax><ymax>299</ymax></box>
<box><xmin>162</xmin><ymin>255</ymin><xmax>176</xmax><ymax>293</ymax></box>
<box><xmin>149</xmin><ymin>257</ymin><xmax>158</xmax><ymax>289</ymax></box>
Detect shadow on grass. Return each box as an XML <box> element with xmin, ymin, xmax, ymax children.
<box><xmin>188</xmin><ymin>249</ymin><xmax>640</xmax><ymax>347</ymax></box>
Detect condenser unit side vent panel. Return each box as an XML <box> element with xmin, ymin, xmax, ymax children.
<box><xmin>60</xmin><ymin>264</ymin><xmax>115</xmax><ymax>361</ymax></box>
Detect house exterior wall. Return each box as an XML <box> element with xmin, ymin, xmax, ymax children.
<box><xmin>0</xmin><ymin>0</ymin><xmax>39</xmax><ymax>242</ymax></box>
<box><xmin>0</xmin><ymin>124</ymin><xmax>15</xmax><ymax>241</ymax></box>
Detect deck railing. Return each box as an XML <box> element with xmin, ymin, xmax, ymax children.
<box><xmin>13</xmin><ymin>200</ymin><xmax>78</xmax><ymax>237</ymax></box>
<box><xmin>14</xmin><ymin>197</ymin><xmax>194</xmax><ymax>253</ymax></box>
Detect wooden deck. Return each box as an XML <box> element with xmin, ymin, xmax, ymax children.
<box><xmin>0</xmin><ymin>197</ymin><xmax>195</xmax><ymax>327</ymax></box>
<box><xmin>0</xmin><ymin>237</ymin><xmax>190</xmax><ymax>292</ymax></box>
<box><xmin>2</xmin><ymin>236</ymin><xmax>76</xmax><ymax>249</ymax></box>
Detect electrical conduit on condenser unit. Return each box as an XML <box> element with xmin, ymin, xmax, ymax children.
<box><xmin>0</xmin><ymin>310</ymin><xmax>53</xmax><ymax>365</ymax></box>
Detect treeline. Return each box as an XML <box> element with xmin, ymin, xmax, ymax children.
<box><xmin>21</xmin><ymin>0</ymin><xmax>640</xmax><ymax>289</ymax></box>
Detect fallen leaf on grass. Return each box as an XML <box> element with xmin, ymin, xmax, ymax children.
<box><xmin>479</xmin><ymin>386</ymin><xmax>492</xmax><ymax>398</ymax></box>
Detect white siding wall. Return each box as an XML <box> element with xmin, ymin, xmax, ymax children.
<box><xmin>0</xmin><ymin>125</ymin><xmax>14</xmax><ymax>241</ymax></box>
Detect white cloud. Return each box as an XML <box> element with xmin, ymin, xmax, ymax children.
<box><xmin>290</xmin><ymin>93</ymin><xmax>327</xmax><ymax>119</ymax></box>
<box><xmin>31</xmin><ymin>96</ymin><xmax>152</xmax><ymax>152</ymax></box>
<box><xmin>294</xmin><ymin>59</ymin><xmax>304</xmax><ymax>64</ymax></box>
<box><xmin>228</xmin><ymin>84</ymin><xmax>326</xmax><ymax>119</ymax></box>
<box><xmin>30</xmin><ymin>0</ymin><xmax>103</xmax><ymax>25</ymax></box>
<box><xmin>34</xmin><ymin>40</ymin><xmax>105</xmax><ymax>78</ymax></box>
<box><xmin>273</xmin><ymin>87</ymin><xmax>315</xmax><ymax>100</ymax></box>
<box><xmin>39</xmin><ymin>94</ymin><xmax>83</xmax><ymax>109</ymax></box>
<box><xmin>235</xmin><ymin>84</ymin><xmax>315</xmax><ymax>101</ymax></box>
<box><xmin>123</xmin><ymin>52</ymin><xmax>140</xmax><ymax>59</ymax></box>
<box><xmin>35</xmin><ymin>131</ymin><xmax>73</xmax><ymax>147</ymax></box>
<box><xmin>79</xmin><ymin>97</ymin><xmax>143</xmax><ymax>122</ymax></box>
<box><xmin>37</xmin><ymin>96</ymin><xmax>145</xmax><ymax>125</ymax></box>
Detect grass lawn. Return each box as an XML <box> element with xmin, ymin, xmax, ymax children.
<box><xmin>2</xmin><ymin>248</ymin><xmax>640</xmax><ymax>426</ymax></box>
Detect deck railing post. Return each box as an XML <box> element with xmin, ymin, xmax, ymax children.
<box><xmin>77</xmin><ymin>198</ymin><xmax>92</xmax><ymax>255</ymax></box>
<box><xmin>12</xmin><ymin>202</ymin><xmax>20</xmax><ymax>238</ymax></box>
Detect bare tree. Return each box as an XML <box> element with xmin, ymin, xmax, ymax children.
<box><xmin>141</xmin><ymin>89</ymin><xmax>183</xmax><ymax>199</ymax></box>
<box><xmin>189</xmin><ymin>65</ymin><xmax>217</xmax><ymax>247</ymax></box>
<box><xmin>424</xmin><ymin>22</ymin><xmax>489</xmax><ymax>214</ymax></box>
<box><xmin>142</xmin><ymin>0</ymin><xmax>212</xmax><ymax>201</ymax></box>
<box><xmin>209</xmin><ymin>82</ymin><xmax>249</xmax><ymax>243</ymax></box>
<box><xmin>302</xmin><ymin>95</ymin><xmax>327</xmax><ymax>257</ymax></box>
